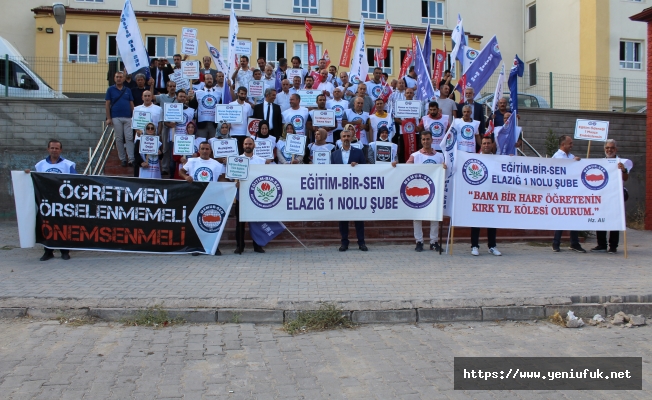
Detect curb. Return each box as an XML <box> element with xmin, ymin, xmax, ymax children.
<box><xmin>2</xmin><ymin>303</ymin><xmax>650</xmax><ymax>324</ymax></box>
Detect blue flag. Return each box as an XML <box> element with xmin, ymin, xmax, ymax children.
<box><xmin>221</xmin><ymin>83</ymin><xmax>232</xmax><ymax>105</ymax></box>
<box><xmin>422</xmin><ymin>22</ymin><xmax>432</xmax><ymax>75</ymax></box>
<box><xmin>496</xmin><ymin>112</ymin><xmax>517</xmax><ymax>156</ymax></box>
<box><xmin>249</xmin><ymin>222</ymin><xmax>286</xmax><ymax>246</ymax></box>
<box><xmin>275</xmin><ymin>68</ymin><xmax>283</xmax><ymax>92</ymax></box>
<box><xmin>508</xmin><ymin>54</ymin><xmax>524</xmax><ymax>115</ymax></box>
<box><xmin>453</xmin><ymin>35</ymin><xmax>502</xmax><ymax>97</ymax></box>
<box><xmin>414</xmin><ymin>39</ymin><xmax>436</xmax><ymax>101</ymax></box>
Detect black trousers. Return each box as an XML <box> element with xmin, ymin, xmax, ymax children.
<box><xmin>553</xmin><ymin>231</ymin><xmax>579</xmax><ymax>247</ymax></box>
<box><xmin>596</xmin><ymin>231</ymin><xmax>619</xmax><ymax>249</ymax></box>
<box><xmin>339</xmin><ymin>221</ymin><xmax>365</xmax><ymax>246</ymax></box>
<box><xmin>471</xmin><ymin>228</ymin><xmax>496</xmax><ymax>248</ymax></box>
<box><xmin>44</xmin><ymin>248</ymin><xmax>69</xmax><ymax>256</ymax></box>
<box><xmin>234</xmin><ymin>200</ymin><xmax>261</xmax><ymax>249</ymax></box>
<box><xmin>234</xmin><ymin>136</ymin><xmax>247</xmax><ymax>155</ymax></box>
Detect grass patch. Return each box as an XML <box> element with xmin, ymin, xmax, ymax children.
<box><xmin>548</xmin><ymin>311</ymin><xmax>566</xmax><ymax>327</ymax></box>
<box><xmin>120</xmin><ymin>306</ymin><xmax>184</xmax><ymax>328</ymax></box>
<box><xmin>283</xmin><ymin>304</ymin><xmax>355</xmax><ymax>335</ymax></box>
<box><xmin>57</xmin><ymin>315</ymin><xmax>99</xmax><ymax>327</ymax></box>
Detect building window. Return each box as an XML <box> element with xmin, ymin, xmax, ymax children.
<box><xmin>225</xmin><ymin>0</ymin><xmax>251</xmax><ymax>10</ymax></box>
<box><xmin>149</xmin><ymin>0</ymin><xmax>177</xmax><ymax>6</ymax></box>
<box><xmin>528</xmin><ymin>61</ymin><xmax>537</xmax><ymax>86</ymax></box>
<box><xmin>527</xmin><ymin>3</ymin><xmax>536</xmax><ymax>29</ymax></box>
<box><xmin>68</xmin><ymin>33</ymin><xmax>98</xmax><ymax>63</ymax></box>
<box><xmin>293</xmin><ymin>0</ymin><xmax>318</xmax><ymax>14</ymax></box>
<box><xmin>293</xmin><ymin>43</ymin><xmax>322</xmax><ymax>69</ymax></box>
<box><xmin>421</xmin><ymin>1</ymin><xmax>444</xmax><ymax>25</ymax></box>
<box><xmin>362</xmin><ymin>0</ymin><xmax>385</xmax><ymax>20</ymax></box>
<box><xmin>367</xmin><ymin>47</ymin><xmax>392</xmax><ymax>75</ymax></box>
<box><xmin>146</xmin><ymin>36</ymin><xmax>176</xmax><ymax>62</ymax></box>
<box><xmin>107</xmin><ymin>35</ymin><xmax>121</xmax><ymax>62</ymax></box>
<box><xmin>258</xmin><ymin>41</ymin><xmax>286</xmax><ymax>68</ymax></box>
<box><xmin>620</xmin><ymin>41</ymin><xmax>642</xmax><ymax>70</ymax></box>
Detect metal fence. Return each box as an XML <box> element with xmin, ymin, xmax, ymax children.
<box><xmin>0</xmin><ymin>56</ymin><xmax>647</xmax><ymax>112</ymax></box>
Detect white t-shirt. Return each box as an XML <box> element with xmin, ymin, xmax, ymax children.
<box><xmin>552</xmin><ymin>149</ymin><xmax>575</xmax><ymax>159</ymax></box>
<box><xmin>195</xmin><ymin>88</ymin><xmax>221</xmax><ymax>123</ymax></box>
<box><xmin>242</xmin><ymin>153</ymin><xmax>267</xmax><ymax>165</ymax></box>
<box><xmin>369</xmin><ymin>113</ymin><xmax>395</xmax><ymax>142</ymax></box>
<box><xmin>275</xmin><ymin>91</ymin><xmax>292</xmax><ymax>112</ymax></box>
<box><xmin>183</xmin><ymin>157</ymin><xmax>225</xmax><ymax>182</ymax></box>
<box><xmin>449</xmin><ymin>118</ymin><xmax>480</xmax><ymax>154</ymax></box>
<box><xmin>282</xmin><ymin>107</ymin><xmax>311</xmax><ymax>136</ymax></box>
<box><xmin>366</xmin><ymin>81</ymin><xmax>384</xmax><ymax>102</ymax></box>
<box><xmin>411</xmin><ymin>150</ymin><xmax>445</xmax><ymax>164</ymax></box>
<box><xmin>235</xmin><ymin>69</ymin><xmax>254</xmax><ymax>90</ymax></box>
<box><xmin>338</xmin><ymin>84</ymin><xmax>358</xmax><ymax>101</ymax></box>
<box><xmin>134</xmin><ymin>103</ymin><xmax>162</xmax><ymax>133</ymax></box>
<box><xmin>229</xmin><ymin>100</ymin><xmax>253</xmax><ymax>136</ymax></box>
<box><xmin>35</xmin><ymin>157</ymin><xmax>76</xmax><ymax>173</ymax></box>
<box><xmin>369</xmin><ymin>141</ymin><xmax>398</xmax><ymax>163</ymax></box>
<box><xmin>421</xmin><ymin>114</ymin><xmax>450</xmax><ymax>151</ymax></box>
<box><xmin>403</xmin><ymin>75</ymin><xmax>417</xmax><ymax>89</ymax></box>
<box><xmin>326</xmin><ymin>98</ymin><xmax>349</xmax><ymax>134</ymax></box>
<box><xmin>343</xmin><ymin>109</ymin><xmax>370</xmax><ymax>145</ymax></box>
<box><xmin>308</xmin><ymin>143</ymin><xmax>335</xmax><ymax>163</ymax></box>
<box><xmin>315</xmin><ymin>81</ymin><xmax>335</xmax><ymax>99</ymax></box>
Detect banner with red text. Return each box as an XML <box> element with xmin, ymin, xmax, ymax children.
<box><xmin>305</xmin><ymin>20</ymin><xmax>318</xmax><ymax>66</ymax></box>
<box><xmin>451</xmin><ymin>152</ymin><xmax>625</xmax><ymax>230</ymax></box>
<box><xmin>432</xmin><ymin>49</ymin><xmax>446</xmax><ymax>83</ymax></box>
<box><xmin>339</xmin><ymin>25</ymin><xmax>356</xmax><ymax>67</ymax></box>
<box><xmin>18</xmin><ymin>173</ymin><xmax>236</xmax><ymax>254</ymax></box>
<box><xmin>379</xmin><ymin>20</ymin><xmax>393</xmax><ymax>61</ymax></box>
<box><xmin>399</xmin><ymin>49</ymin><xmax>414</xmax><ymax>79</ymax></box>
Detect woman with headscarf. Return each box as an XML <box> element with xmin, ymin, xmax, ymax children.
<box><xmin>275</xmin><ymin>123</ymin><xmax>304</xmax><ymax>164</ymax></box>
<box><xmin>253</xmin><ymin>120</ymin><xmax>277</xmax><ymax>163</ymax></box>
<box><xmin>367</xmin><ymin>125</ymin><xmax>398</xmax><ymax>164</ymax></box>
<box><xmin>171</xmin><ymin>121</ymin><xmax>198</xmax><ymax>180</ymax></box>
<box><xmin>135</xmin><ymin>122</ymin><xmax>163</xmax><ymax>179</ymax></box>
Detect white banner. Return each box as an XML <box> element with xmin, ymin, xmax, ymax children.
<box><xmin>11</xmin><ymin>171</ymin><xmax>36</xmax><ymax>248</ymax></box>
<box><xmin>574</xmin><ymin>119</ymin><xmax>609</xmax><ymax>142</ymax></box>
<box><xmin>239</xmin><ymin>164</ymin><xmax>445</xmax><ymax>222</ymax></box>
<box><xmin>116</xmin><ymin>0</ymin><xmax>149</xmax><ymax>74</ymax></box>
<box><xmin>349</xmin><ymin>18</ymin><xmax>369</xmax><ymax>84</ymax></box>
<box><xmin>451</xmin><ymin>152</ymin><xmax>625</xmax><ymax>230</ymax></box>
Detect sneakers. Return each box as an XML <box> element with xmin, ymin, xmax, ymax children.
<box><xmin>488</xmin><ymin>247</ymin><xmax>502</xmax><ymax>256</ymax></box>
<box><xmin>608</xmin><ymin>247</ymin><xmax>617</xmax><ymax>254</ymax></box>
<box><xmin>591</xmin><ymin>245</ymin><xmax>607</xmax><ymax>252</ymax></box>
<box><xmin>430</xmin><ymin>242</ymin><xmax>441</xmax><ymax>252</ymax></box>
<box><xmin>552</xmin><ymin>244</ymin><xmax>560</xmax><ymax>252</ymax></box>
<box><xmin>569</xmin><ymin>243</ymin><xmax>586</xmax><ymax>253</ymax></box>
<box><xmin>415</xmin><ymin>242</ymin><xmax>424</xmax><ymax>252</ymax></box>
<box><xmin>40</xmin><ymin>250</ymin><xmax>54</xmax><ymax>261</ymax></box>
<box><xmin>471</xmin><ymin>247</ymin><xmax>479</xmax><ymax>256</ymax></box>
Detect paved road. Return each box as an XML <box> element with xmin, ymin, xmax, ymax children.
<box><xmin>0</xmin><ymin>319</ymin><xmax>648</xmax><ymax>399</ymax></box>
<box><xmin>1</xmin><ymin>222</ymin><xmax>651</xmax><ymax>310</ymax></box>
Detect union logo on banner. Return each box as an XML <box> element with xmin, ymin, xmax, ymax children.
<box><xmin>462</xmin><ymin>159</ymin><xmax>488</xmax><ymax>186</ymax></box>
<box><xmin>197</xmin><ymin>204</ymin><xmax>226</xmax><ymax>233</ymax></box>
<box><xmin>466</xmin><ymin>49</ymin><xmax>478</xmax><ymax>60</ymax></box>
<box><xmin>581</xmin><ymin>164</ymin><xmax>609</xmax><ymax>191</ymax></box>
<box><xmin>249</xmin><ymin>175</ymin><xmax>283</xmax><ymax>209</ymax></box>
<box><xmin>461</xmin><ymin>125</ymin><xmax>475</xmax><ymax>140</ymax></box>
<box><xmin>400</xmin><ymin>173</ymin><xmax>435</xmax><ymax>209</ymax></box>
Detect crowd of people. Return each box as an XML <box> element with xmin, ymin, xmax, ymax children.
<box><xmin>30</xmin><ymin>53</ymin><xmax>631</xmax><ymax>260</ymax></box>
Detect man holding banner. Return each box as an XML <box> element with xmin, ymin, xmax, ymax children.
<box><xmin>470</xmin><ymin>135</ymin><xmax>502</xmax><ymax>256</ymax></box>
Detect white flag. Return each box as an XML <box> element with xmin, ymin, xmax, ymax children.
<box><xmin>449</xmin><ymin>15</ymin><xmax>464</xmax><ymax>77</ymax></box>
<box><xmin>491</xmin><ymin>64</ymin><xmax>505</xmax><ymax>112</ymax></box>
<box><xmin>442</xmin><ymin>125</ymin><xmax>458</xmax><ymax>179</ymax></box>
<box><xmin>116</xmin><ymin>0</ymin><xmax>149</xmax><ymax>74</ymax></box>
<box><xmin>349</xmin><ymin>17</ymin><xmax>369</xmax><ymax>84</ymax></box>
<box><xmin>205</xmin><ymin>41</ymin><xmax>228</xmax><ymax>74</ymax></box>
<box><xmin>226</xmin><ymin>8</ymin><xmax>239</xmax><ymax>80</ymax></box>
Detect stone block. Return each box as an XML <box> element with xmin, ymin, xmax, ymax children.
<box><xmin>166</xmin><ymin>309</ymin><xmax>216</xmax><ymax>323</ymax></box>
<box><xmin>544</xmin><ymin>304</ymin><xmax>605</xmax><ymax>319</ymax></box>
<box><xmin>90</xmin><ymin>308</ymin><xmax>141</xmax><ymax>321</ymax></box>
<box><xmin>418</xmin><ymin>308</ymin><xmax>482</xmax><ymax>322</ymax></box>
<box><xmin>0</xmin><ymin>308</ymin><xmax>27</xmax><ymax>319</ymax></box>
<box><xmin>217</xmin><ymin>309</ymin><xmax>283</xmax><ymax>324</ymax></box>
<box><xmin>351</xmin><ymin>310</ymin><xmax>416</xmax><ymax>324</ymax></box>
<box><xmin>285</xmin><ymin>310</ymin><xmax>351</xmax><ymax>322</ymax></box>
<box><xmin>482</xmin><ymin>306</ymin><xmax>545</xmax><ymax>321</ymax></box>
<box><xmin>27</xmin><ymin>308</ymin><xmax>89</xmax><ymax>319</ymax></box>
<box><xmin>605</xmin><ymin>303</ymin><xmax>652</xmax><ymax>318</ymax></box>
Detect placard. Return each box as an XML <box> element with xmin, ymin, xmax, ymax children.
<box><xmin>164</xmin><ymin>103</ymin><xmax>184</xmax><ymax>123</ymax></box>
<box><xmin>287</xmin><ymin>68</ymin><xmax>304</xmax><ymax>82</ymax></box>
<box><xmin>181</xmin><ymin>60</ymin><xmax>199</xmax><ymax>80</ymax></box>
<box><xmin>131</xmin><ymin>111</ymin><xmax>152</xmax><ymax>130</ymax></box>
<box><xmin>312</xmin><ymin>109</ymin><xmax>335</xmax><ymax>127</ymax></box>
<box><xmin>169</xmin><ymin>71</ymin><xmax>190</xmax><ymax>91</ymax></box>
<box><xmin>248</xmin><ymin>118</ymin><xmax>262</xmax><ymax>136</ymax></box>
<box><xmin>394</xmin><ymin>100</ymin><xmax>422</xmax><ymax>118</ymax></box>
<box><xmin>139</xmin><ymin>135</ymin><xmax>159</xmax><ymax>155</ymax></box>
<box><xmin>298</xmin><ymin>90</ymin><xmax>319</xmax><ymax>107</ymax></box>
<box><xmin>182</xmin><ymin>39</ymin><xmax>199</xmax><ymax>56</ymax></box>
<box><xmin>226</xmin><ymin>156</ymin><xmax>249</xmax><ymax>180</ymax></box>
<box><xmin>212</xmin><ymin>138</ymin><xmax>239</xmax><ymax>158</ymax></box>
<box><xmin>313</xmin><ymin>150</ymin><xmax>331</xmax><ymax>164</ymax></box>
<box><xmin>248</xmin><ymin>80</ymin><xmax>265</xmax><ymax>98</ymax></box>
<box><xmin>182</xmin><ymin>27</ymin><xmax>198</xmax><ymax>40</ymax></box>
<box><xmin>375</xmin><ymin>144</ymin><xmax>392</xmax><ymax>163</ymax></box>
<box><xmin>574</xmin><ymin>119</ymin><xmax>609</xmax><ymax>141</ymax></box>
<box><xmin>173</xmin><ymin>135</ymin><xmax>195</xmax><ymax>155</ymax></box>
<box><xmin>234</xmin><ymin>40</ymin><xmax>252</xmax><ymax>56</ymax></box>
<box><xmin>215</xmin><ymin>104</ymin><xmax>244</xmax><ymax>123</ymax></box>
<box><xmin>253</xmin><ymin>140</ymin><xmax>274</xmax><ymax>159</ymax></box>
<box><xmin>286</xmin><ymin>134</ymin><xmax>307</xmax><ymax>155</ymax></box>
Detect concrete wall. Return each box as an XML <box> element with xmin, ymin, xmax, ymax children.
<box><xmin>0</xmin><ymin>98</ymin><xmax>105</xmax><ymax>219</ymax></box>
<box><xmin>518</xmin><ymin>108</ymin><xmax>647</xmax><ymax>217</ymax></box>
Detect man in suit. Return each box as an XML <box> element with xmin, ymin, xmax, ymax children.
<box><xmin>253</xmin><ymin>88</ymin><xmax>283</xmax><ymax>139</ymax></box>
<box><xmin>331</xmin><ymin>128</ymin><xmax>368</xmax><ymax>252</ymax></box>
<box><xmin>151</xmin><ymin>57</ymin><xmax>174</xmax><ymax>95</ymax></box>
<box><xmin>200</xmin><ymin>56</ymin><xmax>218</xmax><ymax>83</ymax></box>
<box><xmin>456</xmin><ymin>86</ymin><xmax>486</xmax><ymax>139</ymax></box>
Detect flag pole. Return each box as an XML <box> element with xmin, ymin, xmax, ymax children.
<box><xmin>450</xmin><ymin>225</ymin><xmax>454</xmax><ymax>255</ymax></box>
<box><xmin>586</xmin><ymin>140</ymin><xmax>592</xmax><ymax>158</ymax></box>
<box><xmin>285</xmin><ymin>226</ymin><xmax>308</xmax><ymax>249</ymax></box>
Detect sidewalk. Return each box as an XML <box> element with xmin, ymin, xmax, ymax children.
<box><xmin>1</xmin><ymin>221</ymin><xmax>650</xmax><ymax>312</ymax></box>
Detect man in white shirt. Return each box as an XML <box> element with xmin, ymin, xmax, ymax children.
<box><xmin>328</xmin><ymin>65</ymin><xmax>342</xmax><ymax>86</ymax></box>
<box><xmin>229</xmin><ymin>87</ymin><xmax>255</xmax><ymax>153</ymax></box>
<box><xmin>403</xmin><ymin>66</ymin><xmax>418</xmax><ymax>89</ymax></box>
<box><xmin>281</xmin><ymin>94</ymin><xmax>311</xmax><ymax>136</ymax></box>
<box><xmin>232</xmin><ymin>55</ymin><xmax>254</xmax><ymax>90</ymax></box>
<box><xmin>289</xmin><ymin>76</ymin><xmax>303</xmax><ymax>95</ymax></box>
<box><xmin>317</xmin><ymin>69</ymin><xmax>334</xmax><ymax>99</ymax></box>
<box><xmin>342</xmin><ymin>96</ymin><xmax>370</xmax><ymax>146</ymax></box>
<box><xmin>338</xmin><ymin>72</ymin><xmax>357</xmax><ymax>101</ymax></box>
<box><xmin>309</xmin><ymin>94</ymin><xmax>336</xmax><ymax>142</ymax></box>
<box><xmin>366</xmin><ymin>67</ymin><xmax>384</xmax><ymax>103</ymax></box>
<box><xmin>262</xmin><ymin>64</ymin><xmax>276</xmax><ymax>89</ymax></box>
<box><xmin>417</xmin><ymin>101</ymin><xmax>449</xmax><ymax>152</ymax></box>
<box><xmin>133</xmin><ymin>91</ymin><xmax>164</xmax><ymax>173</ymax></box>
<box><xmin>552</xmin><ymin>135</ymin><xmax>585</xmax><ymax>253</ymax></box>
<box><xmin>437</xmin><ymin>82</ymin><xmax>457</xmax><ymax>121</ymax></box>
<box><xmin>188</xmin><ymin>74</ymin><xmax>221</xmax><ymax>139</ymax></box>
<box><xmin>275</xmin><ymin>79</ymin><xmax>292</xmax><ymax>112</ymax></box>
<box><xmin>326</xmin><ymin>87</ymin><xmax>349</xmax><ymax>143</ymax></box>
